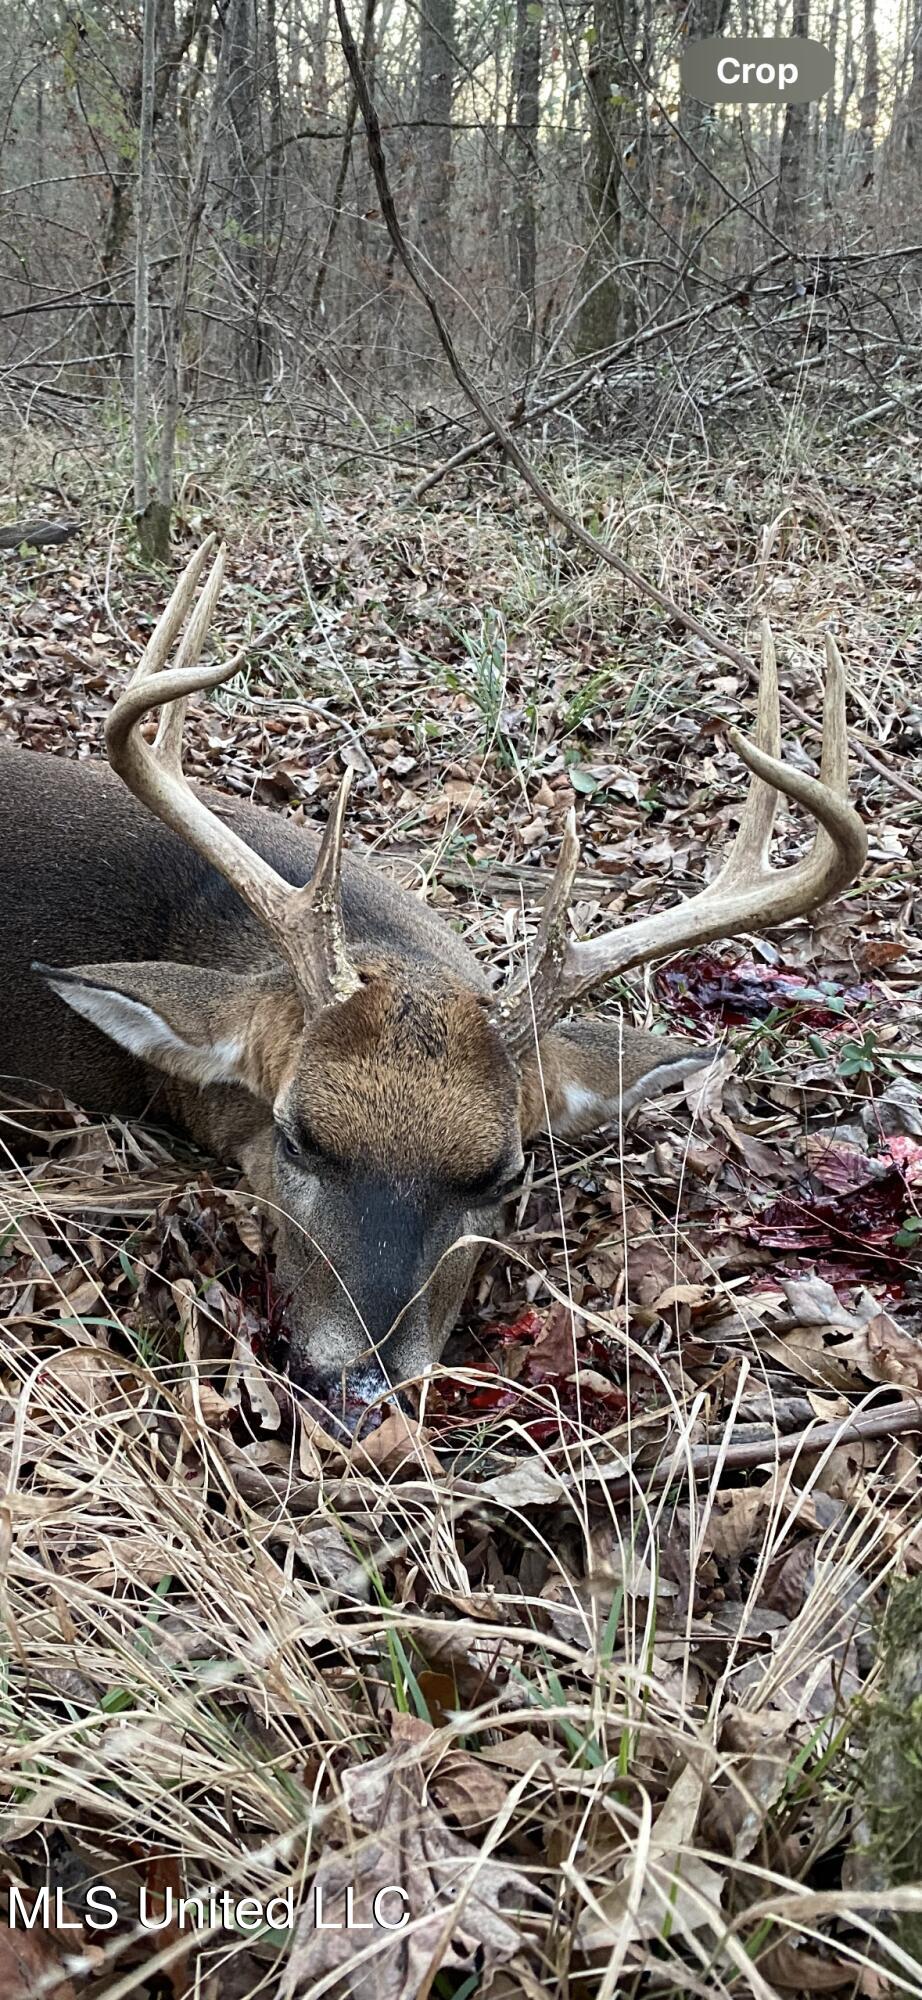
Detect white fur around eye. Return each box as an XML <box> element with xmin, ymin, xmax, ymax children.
<box><xmin>45</xmin><ymin>977</ymin><xmax>243</xmax><ymax>1086</ymax></box>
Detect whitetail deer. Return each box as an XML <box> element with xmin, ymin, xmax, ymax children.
<box><xmin>0</xmin><ymin>538</ymin><xmax>866</xmax><ymax>1424</ymax></box>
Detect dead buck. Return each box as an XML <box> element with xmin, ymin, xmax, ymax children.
<box><xmin>0</xmin><ymin>539</ymin><xmax>867</xmax><ymax>1421</ymax></box>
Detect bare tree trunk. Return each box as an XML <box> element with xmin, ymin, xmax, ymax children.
<box><xmin>93</xmin><ymin>0</ymin><xmax>212</xmax><ymax>375</ymax></box>
<box><xmin>774</xmin><ymin>0</ymin><xmax>811</xmax><ymax>240</ymax></box>
<box><xmin>858</xmin><ymin>0</ymin><xmax>879</xmax><ymax>172</ymax></box>
<box><xmin>906</xmin><ymin>0</ymin><xmax>922</xmax><ymax>166</ymax></box>
<box><xmin>825</xmin><ymin>0</ymin><xmax>841</xmax><ymax>185</ymax></box>
<box><xmin>262</xmin><ymin>0</ymin><xmax>284</xmax><ymax>313</ymax></box>
<box><xmin>676</xmin><ymin>0</ymin><xmax>732</xmax><ymax>291</ymax></box>
<box><xmin>154</xmin><ymin>29</ymin><xmax>228</xmax><ymax>546</ymax></box>
<box><xmin>312</xmin><ymin>0</ymin><xmax>376</xmax><ymax>322</ymax></box>
<box><xmin>225</xmin><ymin>0</ymin><xmax>264</xmax><ymax>381</ymax></box>
<box><xmin>415</xmin><ymin>0</ymin><xmax>455</xmax><ymax>282</ymax></box>
<box><xmin>134</xmin><ymin>0</ymin><xmax>164</xmax><ymax>561</ymax></box>
<box><xmin>508</xmin><ymin>0</ymin><xmax>541</xmax><ymax>375</ymax></box>
<box><xmin>576</xmin><ymin>0</ymin><xmax>631</xmax><ymax>356</ymax></box>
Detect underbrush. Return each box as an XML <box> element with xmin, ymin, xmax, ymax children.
<box><xmin>2</xmin><ymin>423</ymin><xmax>922</xmax><ymax>1997</ymax></box>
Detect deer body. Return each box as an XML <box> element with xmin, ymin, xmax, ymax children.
<box><xmin>0</xmin><ymin>540</ymin><xmax>868</xmax><ymax>1424</ymax></box>
<box><xmin>0</xmin><ymin>738</ymin><xmax>701</xmax><ymax>1406</ymax></box>
<box><xmin>0</xmin><ymin>744</ymin><xmax>489</xmax><ymax>1114</ymax></box>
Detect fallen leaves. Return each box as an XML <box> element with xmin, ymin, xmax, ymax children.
<box><xmin>283</xmin><ymin>1718</ymin><xmax>541</xmax><ymax>1999</ymax></box>
<box><xmin>577</xmin><ymin>1761</ymin><xmax>724</xmax><ymax>1950</ymax></box>
<box><xmin>349</xmin><ymin>1410</ymin><xmax>442</xmax><ymax>1478</ymax></box>
<box><xmin>2</xmin><ymin>466</ymin><xmax>922</xmax><ymax>2000</ymax></box>
<box><xmin>0</xmin><ymin>1928</ymin><xmax>71</xmax><ymax>2000</ymax></box>
<box><xmin>773</xmin><ymin>1274</ymin><xmax>922</xmax><ymax>1392</ymax></box>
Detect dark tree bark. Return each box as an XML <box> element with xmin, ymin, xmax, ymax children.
<box><xmin>774</xmin><ymin>0</ymin><xmax>811</xmax><ymax>240</ymax></box>
<box><xmin>508</xmin><ymin>0</ymin><xmax>541</xmax><ymax>375</ymax></box>
<box><xmin>415</xmin><ymin>0</ymin><xmax>456</xmax><ymax>282</ymax></box>
<box><xmin>0</xmin><ymin>519</ymin><xmax>80</xmax><ymax>551</ymax></box>
<box><xmin>858</xmin><ymin>0</ymin><xmax>879</xmax><ymax>172</ymax></box>
<box><xmin>576</xmin><ymin>0</ymin><xmax>632</xmax><ymax>357</ymax></box>
<box><xmin>92</xmin><ymin>0</ymin><xmax>211</xmax><ymax>369</ymax></box>
<box><xmin>312</xmin><ymin>0</ymin><xmax>376</xmax><ymax>321</ymax></box>
<box><xmin>224</xmin><ymin>0</ymin><xmax>265</xmax><ymax>381</ymax></box>
<box><xmin>675</xmin><ymin>0</ymin><xmax>732</xmax><ymax>285</ymax></box>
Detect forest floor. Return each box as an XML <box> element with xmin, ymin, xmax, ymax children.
<box><xmin>1</xmin><ymin>412</ymin><xmax>922</xmax><ymax>1999</ymax></box>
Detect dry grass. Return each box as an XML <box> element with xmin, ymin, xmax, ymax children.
<box><xmin>2</xmin><ymin>413</ymin><xmax>922</xmax><ymax>1998</ymax></box>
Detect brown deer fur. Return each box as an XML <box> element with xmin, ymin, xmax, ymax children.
<box><xmin>0</xmin><ymin>543</ymin><xmax>866</xmax><ymax>1424</ymax></box>
<box><xmin>0</xmin><ymin>743</ymin><xmax>705</xmax><ymax>1411</ymax></box>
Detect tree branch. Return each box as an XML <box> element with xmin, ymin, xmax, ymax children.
<box><xmin>332</xmin><ymin>0</ymin><xmax>922</xmax><ymax>811</ymax></box>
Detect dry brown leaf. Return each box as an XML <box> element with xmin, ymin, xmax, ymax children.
<box><xmin>703</xmin><ymin>1705</ymin><xmax>798</xmax><ymax>1859</ymax></box>
<box><xmin>780</xmin><ymin>1275</ymin><xmax>854</xmax><ymax>1327</ymax></box>
<box><xmin>577</xmin><ymin>1760</ymin><xmax>724</xmax><ymax>1947</ymax></box>
<box><xmin>761</xmin><ymin>1938</ymin><xmax>855</xmax><ymax>1989</ymax></box>
<box><xmin>429</xmin><ymin>1750</ymin><xmax>510</xmax><ymax>1829</ymax></box>
<box><xmin>350</xmin><ymin>1410</ymin><xmax>441</xmax><ymax>1478</ymax></box>
<box><xmin>41</xmin><ymin>1344</ymin><xmax>115</xmax><ymax>1411</ymax></box>
<box><xmin>58</xmin><ymin>1274</ymin><xmax>105</xmax><ymax>1314</ymax></box>
<box><xmin>651</xmin><ymin>1281</ymin><xmax>711</xmax><ymax>1312</ymax></box>
<box><xmin>224</xmin><ymin>1323</ymin><xmax>282</xmax><ymax>1429</ymax></box>
<box><xmin>439</xmin><ymin>778</ymin><xmax>487</xmax><ymax>815</ymax></box>
<box><xmin>194</xmin><ymin>1383</ymin><xmax>233</xmax><ymax>1428</ymax></box>
<box><xmin>283</xmin><ymin>1736</ymin><xmax>539</xmax><ymax>1998</ymax></box>
<box><xmin>865</xmin><ymin>1307</ymin><xmax>922</xmax><ymax>1388</ymax></box>
<box><xmin>802</xmin><ymin>1133</ymin><xmax>876</xmax><ymax>1191</ymax></box>
<box><xmin>0</xmin><ymin>1918</ymin><xmax>78</xmax><ymax>2000</ymax></box>
<box><xmin>683</xmin><ymin>1049</ymin><xmax>737</xmax><ymax>1124</ymax></box>
<box><xmin>702</xmin><ymin>1486</ymin><xmax>770</xmax><ymax>1561</ymax></box>
<box><xmin>712</xmin><ymin>1108</ymin><xmax>781</xmax><ymax>1175</ymax></box>
<box><xmin>773</xmin><ymin>1277</ymin><xmax>922</xmax><ymax>1392</ymax></box>
<box><xmin>478</xmin><ymin>1729</ymin><xmax>557</xmax><ymax>1776</ymax></box>
<box><xmin>479</xmin><ymin>1460</ymin><xmax>567</xmax><ymax>1508</ymax></box>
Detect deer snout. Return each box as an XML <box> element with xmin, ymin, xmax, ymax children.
<box><xmin>290</xmin><ymin>1352</ymin><xmax>417</xmax><ymax>1439</ymax></box>
<box><xmin>277</xmin><ymin>1175</ymin><xmax>454</xmax><ymax>1408</ymax></box>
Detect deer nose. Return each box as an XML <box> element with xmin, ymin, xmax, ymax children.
<box><xmin>290</xmin><ymin>1358</ymin><xmax>413</xmax><ymax>1439</ymax></box>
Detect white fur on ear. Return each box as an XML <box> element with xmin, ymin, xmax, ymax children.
<box><xmin>618</xmin><ymin>1052</ymin><xmax>716</xmax><ymax>1115</ymax></box>
<box><xmin>558</xmin><ymin>1051</ymin><xmax>715</xmax><ymax>1136</ymax></box>
<box><xmin>41</xmin><ymin>975</ymin><xmax>243</xmax><ymax>1087</ymax></box>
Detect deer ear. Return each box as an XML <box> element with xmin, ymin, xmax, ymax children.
<box><xmin>32</xmin><ymin>960</ymin><xmax>298</xmax><ymax>1097</ymax></box>
<box><xmin>520</xmin><ymin>1017</ymin><xmax>719</xmax><ymax>1141</ymax></box>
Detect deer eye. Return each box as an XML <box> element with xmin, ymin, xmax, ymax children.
<box><xmin>276</xmin><ymin>1124</ymin><xmax>320</xmax><ymax>1168</ymax></box>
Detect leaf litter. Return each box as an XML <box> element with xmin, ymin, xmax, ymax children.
<box><xmin>1</xmin><ymin>442</ymin><xmax>922</xmax><ymax>1997</ymax></box>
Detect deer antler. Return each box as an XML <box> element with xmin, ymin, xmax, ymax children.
<box><xmin>106</xmin><ymin>537</ymin><xmax>361</xmax><ymax>1011</ymax></box>
<box><xmin>496</xmin><ymin>623</ymin><xmax>868</xmax><ymax>1053</ymax></box>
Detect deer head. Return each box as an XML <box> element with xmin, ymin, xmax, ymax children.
<box><xmin>37</xmin><ymin>540</ymin><xmax>867</xmax><ymax>1425</ymax></box>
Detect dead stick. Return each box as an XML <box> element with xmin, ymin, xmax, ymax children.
<box><xmin>601</xmin><ymin>1397</ymin><xmax>922</xmax><ymax>1504</ymax></box>
<box><xmin>333</xmin><ymin>0</ymin><xmax>922</xmax><ymax>814</ymax></box>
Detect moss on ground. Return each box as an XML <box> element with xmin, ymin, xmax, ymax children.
<box><xmin>862</xmin><ymin>1577</ymin><xmax>922</xmax><ymax>1961</ymax></box>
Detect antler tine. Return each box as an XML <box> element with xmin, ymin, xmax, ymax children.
<box><xmin>495</xmin><ymin>810</ymin><xmax>580</xmax><ymax>1052</ymax></box>
<box><xmin>106</xmin><ymin>538</ymin><xmax>361</xmax><ymax>1013</ymax></box>
<box><xmin>153</xmin><ymin>542</ymin><xmax>228</xmax><ymax>774</ymax></box>
<box><xmin>715</xmin><ymin>619</ymin><xmax>782</xmax><ymax>883</ymax></box>
<box><xmin>820</xmin><ymin>630</ymin><xmax>849</xmax><ymax>792</ymax></box>
<box><xmin>282</xmin><ymin>770</ymin><xmax>361</xmax><ymax>1006</ymax></box>
<box><xmin>127</xmin><ymin>535</ymin><xmax>218</xmax><ymax>689</ymax></box>
<box><xmin>495</xmin><ymin>628</ymin><xmax>868</xmax><ymax>1046</ymax></box>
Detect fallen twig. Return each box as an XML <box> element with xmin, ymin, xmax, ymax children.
<box><xmin>0</xmin><ymin>517</ymin><xmax>80</xmax><ymax>551</ymax></box>
<box><xmin>601</xmin><ymin>1396</ymin><xmax>922</xmax><ymax>1503</ymax></box>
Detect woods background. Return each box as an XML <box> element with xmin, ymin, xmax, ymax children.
<box><xmin>2</xmin><ymin>0</ymin><xmax>921</xmax><ymax>527</ymax></box>
<box><xmin>4</xmin><ymin>5</ymin><xmax>922</xmax><ymax>1997</ymax></box>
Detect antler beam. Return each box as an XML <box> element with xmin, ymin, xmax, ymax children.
<box><xmin>497</xmin><ymin>624</ymin><xmax>868</xmax><ymax>1053</ymax></box>
<box><xmin>106</xmin><ymin>537</ymin><xmax>361</xmax><ymax>1012</ymax></box>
